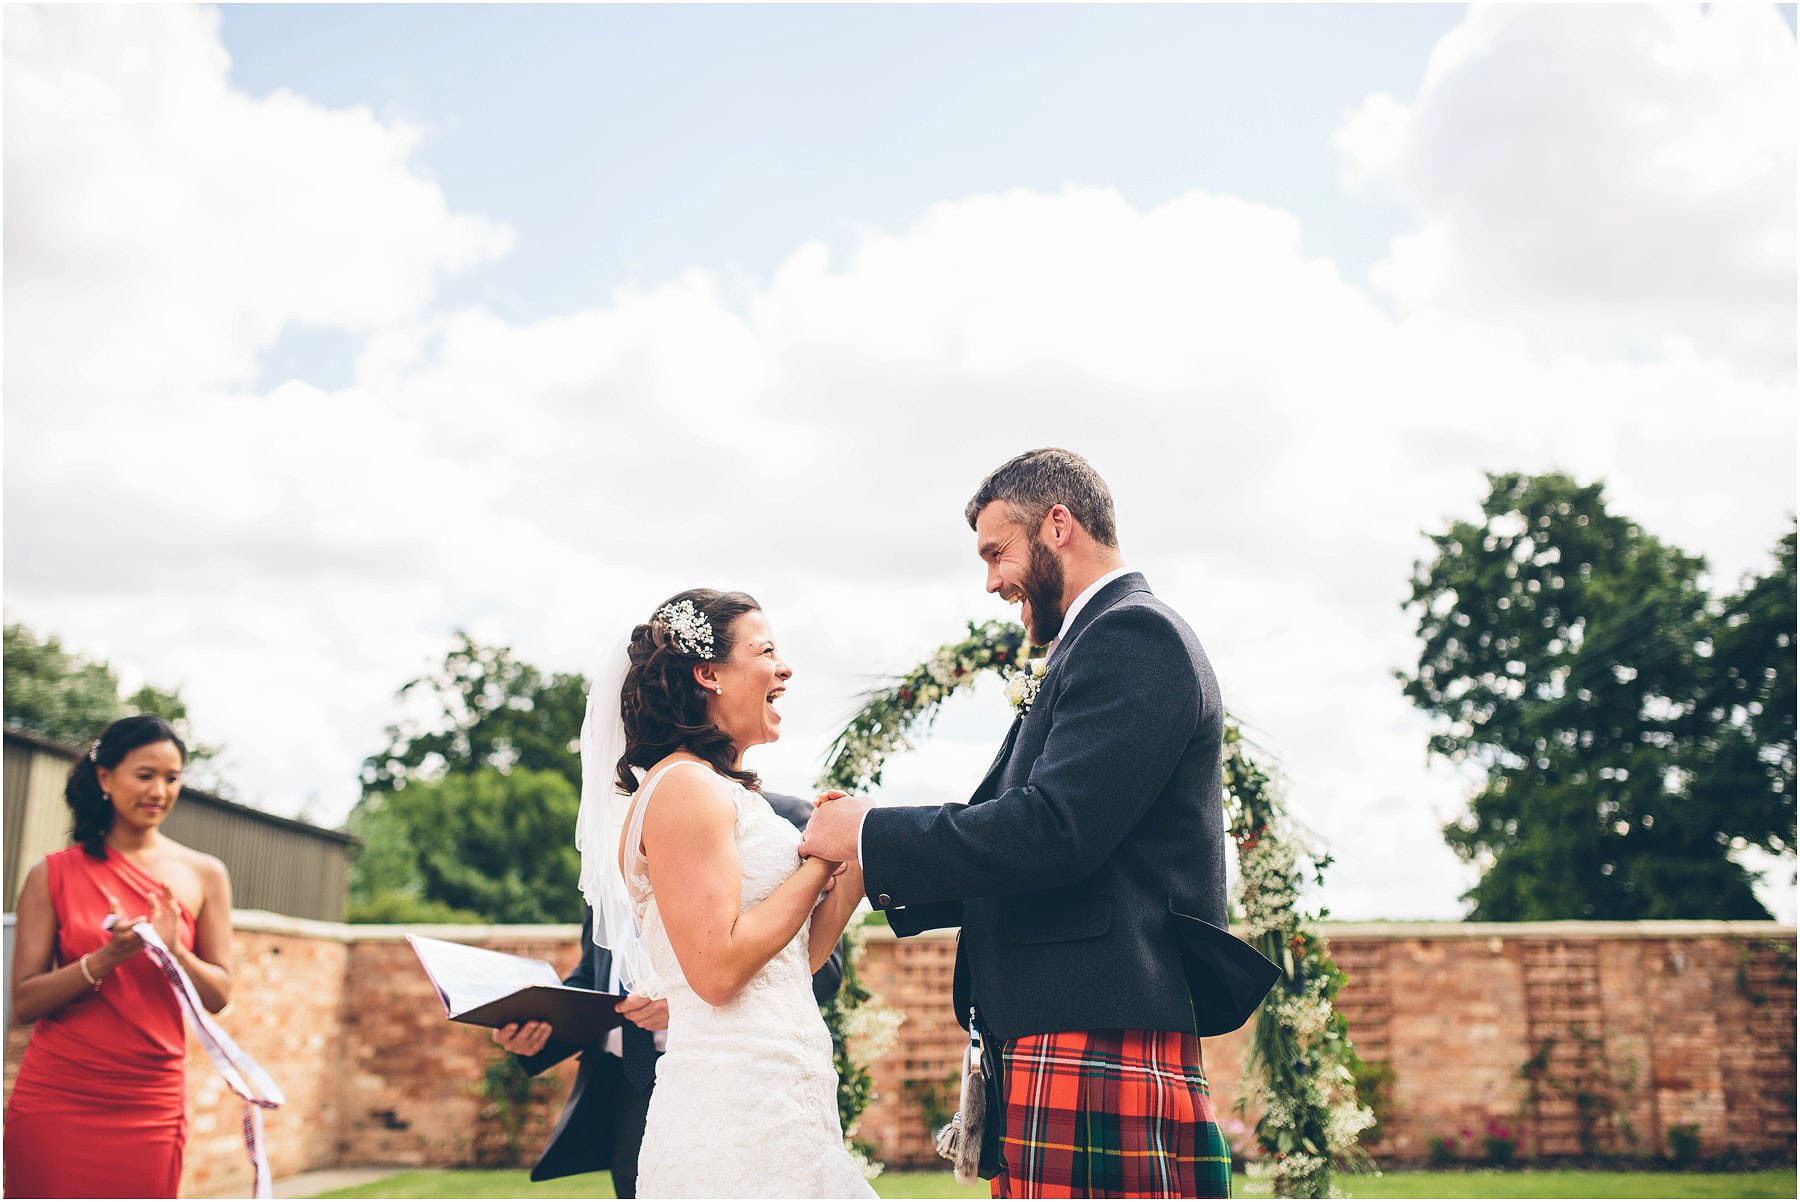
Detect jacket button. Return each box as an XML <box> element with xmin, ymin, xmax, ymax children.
<box><xmin>877</xmin><ymin>893</ymin><xmax>892</xmax><ymax>908</ymax></box>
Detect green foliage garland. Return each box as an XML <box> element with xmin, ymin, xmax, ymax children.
<box><xmin>1225</xmin><ymin>726</ymin><xmax>1374</xmax><ymax>1196</ymax></box>
<box><xmin>820</xmin><ymin>619</ymin><xmax>1028</xmax><ymax>793</ymax></box>
<box><xmin>820</xmin><ymin>619</ymin><xmax>1372</xmax><ymax>1197</ymax></box>
<box><xmin>824</xmin><ymin>923</ymin><xmax>877</xmax><ymax>1142</ymax></box>
<box><xmin>823</xmin><ymin>920</ymin><xmax>903</xmax><ymax>1177</ymax></box>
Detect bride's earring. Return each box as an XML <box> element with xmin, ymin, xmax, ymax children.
<box><xmin>713</xmin><ymin>686</ymin><xmax>724</xmax><ymax>695</ymax></box>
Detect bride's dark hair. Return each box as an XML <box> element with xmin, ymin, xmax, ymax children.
<box><xmin>617</xmin><ymin>588</ymin><xmax>764</xmax><ymax>796</ymax></box>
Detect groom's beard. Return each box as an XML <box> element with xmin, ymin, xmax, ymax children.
<box><xmin>1022</xmin><ymin>534</ymin><xmax>1066</xmax><ymax>647</ymax></box>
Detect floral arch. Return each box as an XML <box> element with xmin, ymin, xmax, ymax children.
<box><xmin>817</xmin><ymin>620</ymin><xmax>1373</xmax><ymax>1198</ymax></box>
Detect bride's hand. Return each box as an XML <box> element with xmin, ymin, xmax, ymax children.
<box><xmin>799</xmin><ymin>853</ymin><xmax>839</xmax><ymax>880</ymax></box>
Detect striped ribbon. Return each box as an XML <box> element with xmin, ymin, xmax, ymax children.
<box><xmin>105</xmin><ymin>916</ymin><xmax>285</xmax><ymax>1198</ymax></box>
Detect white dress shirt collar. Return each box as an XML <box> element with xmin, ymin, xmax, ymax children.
<box><xmin>1052</xmin><ymin>566</ymin><xmax>1134</xmax><ymax>652</ymax></box>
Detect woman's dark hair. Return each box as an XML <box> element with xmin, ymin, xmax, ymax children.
<box><xmin>66</xmin><ymin>714</ymin><xmax>188</xmax><ymax>858</ymax></box>
<box><xmin>617</xmin><ymin>588</ymin><xmax>763</xmax><ymax>796</ymax></box>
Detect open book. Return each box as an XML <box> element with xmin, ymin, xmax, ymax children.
<box><xmin>406</xmin><ymin>934</ymin><xmax>627</xmax><ymax>1048</ymax></box>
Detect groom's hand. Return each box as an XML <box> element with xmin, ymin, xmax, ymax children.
<box><xmin>799</xmin><ymin>793</ymin><xmax>872</xmax><ymax>864</ymax></box>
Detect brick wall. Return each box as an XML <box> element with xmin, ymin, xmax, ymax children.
<box><xmin>5</xmin><ymin>916</ymin><xmax>1793</xmax><ymax>1194</ymax></box>
<box><xmin>856</xmin><ymin>922</ymin><xmax>1798</xmax><ymax>1168</ymax></box>
<box><xmin>182</xmin><ymin>924</ymin><xmax>352</xmax><ymax>1197</ymax></box>
<box><xmin>335</xmin><ymin>930</ymin><xmax>579</xmax><ymax>1170</ymax></box>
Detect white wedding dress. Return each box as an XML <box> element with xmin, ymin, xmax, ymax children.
<box><xmin>626</xmin><ymin>761</ymin><xmax>877</xmax><ymax>1199</ymax></box>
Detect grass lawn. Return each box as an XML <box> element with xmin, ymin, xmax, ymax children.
<box><xmin>316</xmin><ymin>1170</ymin><xmax>608</xmax><ymax>1198</ymax></box>
<box><xmin>311</xmin><ymin>1169</ymin><xmax>981</xmax><ymax>1198</ymax></box>
<box><xmin>1323</xmin><ymin>1168</ymin><xmax>1797</xmax><ymax>1198</ymax></box>
<box><xmin>315</xmin><ymin>1166</ymin><xmax>1797</xmax><ymax>1199</ymax></box>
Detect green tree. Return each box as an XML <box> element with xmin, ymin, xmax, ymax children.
<box><xmin>349</xmin><ymin>633</ymin><xmax>590</xmax><ymax>920</ymax></box>
<box><xmin>4</xmin><ymin>621</ymin><xmax>212</xmax><ymax>763</ymax></box>
<box><xmin>348</xmin><ymin>767</ymin><xmax>583</xmax><ymax>924</ymax></box>
<box><xmin>1694</xmin><ymin>527</ymin><xmax>1796</xmax><ymax>857</ymax></box>
<box><xmin>346</xmin><ymin>889</ymin><xmax>484</xmax><ymax>925</ymax></box>
<box><xmin>1402</xmin><ymin>473</ymin><xmax>1790</xmax><ymax>919</ymax></box>
<box><xmin>358</xmin><ymin>631</ymin><xmax>587</xmax><ymax>798</ymax></box>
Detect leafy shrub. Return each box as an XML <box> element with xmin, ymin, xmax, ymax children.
<box><xmin>1483</xmin><ymin>1120</ymin><xmax>1518</xmax><ymax>1166</ymax></box>
<box><xmin>1667</xmin><ymin>1122</ymin><xmax>1703</xmax><ymax>1165</ymax></box>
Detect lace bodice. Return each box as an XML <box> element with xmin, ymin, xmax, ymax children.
<box><xmin>625</xmin><ymin>762</ymin><xmax>874</xmax><ymax>1199</ymax></box>
<box><xmin>627</xmin><ymin>763</ymin><xmax>817</xmax><ymax>1004</ymax></box>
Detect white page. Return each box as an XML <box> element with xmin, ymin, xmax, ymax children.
<box><xmin>406</xmin><ymin>934</ymin><xmax>562</xmax><ymax>1016</ymax></box>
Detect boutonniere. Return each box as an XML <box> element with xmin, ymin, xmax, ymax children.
<box><xmin>1003</xmin><ymin>657</ymin><xmax>1048</xmax><ymax>716</ymax></box>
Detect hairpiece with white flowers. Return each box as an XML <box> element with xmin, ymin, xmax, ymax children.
<box><xmin>656</xmin><ymin>600</ymin><xmax>717</xmax><ymax>661</ymax></box>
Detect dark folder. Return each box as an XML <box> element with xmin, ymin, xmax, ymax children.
<box><xmin>407</xmin><ymin>933</ymin><xmax>627</xmax><ymax>1048</ymax></box>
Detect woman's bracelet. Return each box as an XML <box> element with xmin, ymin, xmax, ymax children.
<box><xmin>78</xmin><ymin>953</ymin><xmax>101</xmax><ymax>990</ymax></box>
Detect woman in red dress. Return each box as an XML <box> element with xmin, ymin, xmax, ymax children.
<box><xmin>6</xmin><ymin>714</ymin><xmax>236</xmax><ymax>1198</ymax></box>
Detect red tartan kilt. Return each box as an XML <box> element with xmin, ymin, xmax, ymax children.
<box><xmin>993</xmin><ymin>1028</ymin><xmax>1230</xmax><ymax>1199</ymax></box>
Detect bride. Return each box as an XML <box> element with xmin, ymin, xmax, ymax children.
<box><xmin>578</xmin><ymin>588</ymin><xmax>877</xmax><ymax>1198</ymax></box>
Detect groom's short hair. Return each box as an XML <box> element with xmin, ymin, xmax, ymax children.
<box><xmin>966</xmin><ymin>448</ymin><xmax>1119</xmax><ymax>548</ymax></box>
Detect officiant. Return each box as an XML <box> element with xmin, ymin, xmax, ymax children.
<box><xmin>490</xmin><ymin>789</ymin><xmax>845</xmax><ymax>1198</ymax></box>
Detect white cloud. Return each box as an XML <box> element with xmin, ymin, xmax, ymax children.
<box><xmin>5</xmin><ymin>4</ymin><xmax>1793</xmax><ymax>923</ymax></box>
<box><xmin>1338</xmin><ymin>4</ymin><xmax>1796</xmax><ymax>377</ymax></box>
<box><xmin>3</xmin><ymin>3</ymin><xmax>510</xmax><ymax>418</ymax></box>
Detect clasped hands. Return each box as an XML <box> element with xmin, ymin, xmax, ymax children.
<box><xmin>797</xmin><ymin>789</ymin><xmax>873</xmax><ymax>867</ymax></box>
<box><xmin>94</xmin><ymin>884</ymin><xmax>182</xmax><ymax>974</ymax></box>
<box><xmin>493</xmin><ymin>791</ymin><xmax>874</xmax><ymax>1060</ymax></box>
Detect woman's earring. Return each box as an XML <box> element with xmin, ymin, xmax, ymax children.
<box><xmin>714</xmin><ymin>686</ymin><xmax>724</xmax><ymax>695</ymax></box>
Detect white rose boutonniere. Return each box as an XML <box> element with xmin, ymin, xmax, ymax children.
<box><xmin>1004</xmin><ymin>657</ymin><xmax>1049</xmax><ymax>716</ymax></box>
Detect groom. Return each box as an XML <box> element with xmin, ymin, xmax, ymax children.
<box><xmin>801</xmin><ymin>448</ymin><xmax>1272</xmax><ymax>1198</ymax></box>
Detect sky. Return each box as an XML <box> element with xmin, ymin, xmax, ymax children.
<box><xmin>5</xmin><ymin>3</ymin><xmax>1795</xmax><ymax>922</ymax></box>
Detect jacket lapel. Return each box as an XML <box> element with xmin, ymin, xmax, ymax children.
<box><xmin>966</xmin><ymin>574</ymin><xmax>1151</xmax><ymax>806</ymax></box>
<box><xmin>1054</xmin><ymin>571</ymin><xmax>1149</xmax><ymax>657</ymax></box>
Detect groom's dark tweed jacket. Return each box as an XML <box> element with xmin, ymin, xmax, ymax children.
<box><xmin>861</xmin><ymin>572</ymin><xmax>1230</xmax><ymax>1043</ymax></box>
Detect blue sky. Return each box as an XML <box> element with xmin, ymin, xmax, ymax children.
<box><xmin>8</xmin><ymin>4</ymin><xmax>1794</xmax><ymax>920</ymax></box>
<box><xmin>224</xmin><ymin>3</ymin><xmax>1463</xmax><ymax>386</ymax></box>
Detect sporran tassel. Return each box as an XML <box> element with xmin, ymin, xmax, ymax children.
<box><xmin>934</xmin><ymin>1009</ymin><xmax>987</xmax><ymax>1185</ymax></box>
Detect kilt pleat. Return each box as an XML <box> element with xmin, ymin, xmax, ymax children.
<box><xmin>993</xmin><ymin>1028</ymin><xmax>1230</xmax><ymax>1199</ymax></box>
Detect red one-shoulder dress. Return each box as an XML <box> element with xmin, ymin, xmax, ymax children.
<box><xmin>5</xmin><ymin>845</ymin><xmax>197</xmax><ymax>1198</ymax></box>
